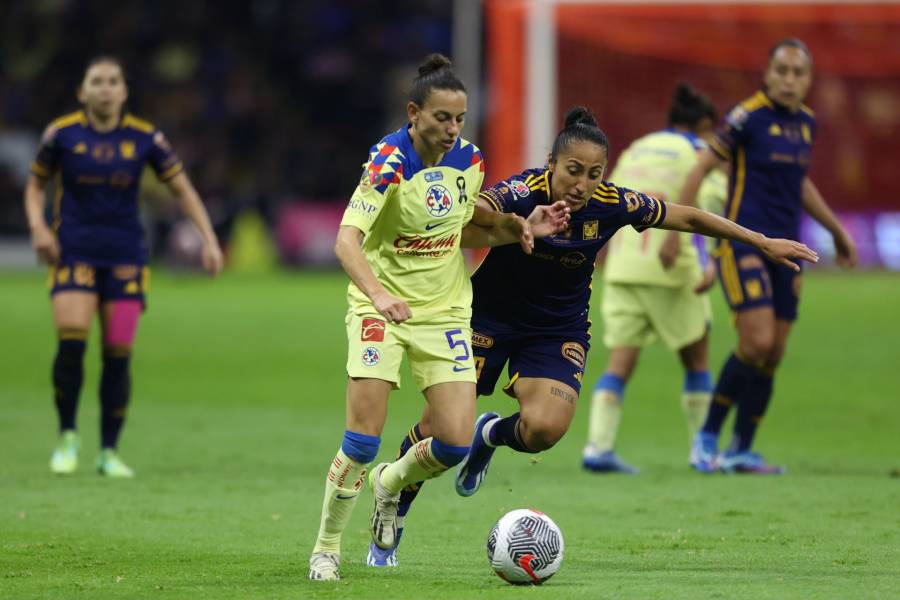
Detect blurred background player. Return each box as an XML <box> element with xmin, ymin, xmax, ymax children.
<box><xmin>308</xmin><ymin>53</ymin><xmax>567</xmax><ymax>581</ymax></box>
<box><xmin>582</xmin><ymin>83</ymin><xmax>725</xmax><ymax>473</ymax></box>
<box><xmin>24</xmin><ymin>56</ymin><xmax>223</xmax><ymax>478</ymax></box>
<box><xmin>368</xmin><ymin>106</ymin><xmax>819</xmax><ymax>567</ymax></box>
<box><xmin>684</xmin><ymin>39</ymin><xmax>858</xmax><ymax>474</ymax></box>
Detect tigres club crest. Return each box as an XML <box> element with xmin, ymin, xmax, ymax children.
<box><xmin>425</xmin><ymin>184</ymin><xmax>453</xmax><ymax>218</ymax></box>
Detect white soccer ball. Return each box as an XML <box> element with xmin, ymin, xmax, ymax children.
<box><xmin>486</xmin><ymin>508</ymin><xmax>564</xmax><ymax>585</ymax></box>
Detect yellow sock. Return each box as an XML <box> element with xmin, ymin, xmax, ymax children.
<box><xmin>588</xmin><ymin>389</ymin><xmax>621</xmax><ymax>452</ymax></box>
<box><xmin>681</xmin><ymin>391</ymin><xmax>712</xmax><ymax>439</ymax></box>
<box><xmin>379</xmin><ymin>438</ymin><xmax>448</xmax><ymax>494</ymax></box>
<box><xmin>312</xmin><ymin>449</ymin><xmax>367</xmax><ymax>554</ymax></box>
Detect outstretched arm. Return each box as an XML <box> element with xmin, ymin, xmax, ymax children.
<box><xmin>659</xmin><ymin>203</ymin><xmax>818</xmax><ymax>271</ymax></box>
<box><xmin>461</xmin><ymin>198</ymin><xmax>569</xmax><ymax>253</ymax></box>
<box><xmin>166</xmin><ymin>172</ymin><xmax>223</xmax><ymax>277</ymax></box>
<box><xmin>802</xmin><ymin>177</ymin><xmax>857</xmax><ymax>268</ymax></box>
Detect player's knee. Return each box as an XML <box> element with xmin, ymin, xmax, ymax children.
<box><xmin>739</xmin><ymin>332</ymin><xmax>775</xmax><ymax>365</ymax></box>
<box><xmin>431</xmin><ymin>438</ymin><xmax>469</xmax><ymax>468</ymax></box>
<box><xmin>520</xmin><ymin>415</ymin><xmax>566</xmax><ymax>451</ymax></box>
<box><xmin>341</xmin><ymin>430</ymin><xmax>381</xmax><ymax>464</ymax></box>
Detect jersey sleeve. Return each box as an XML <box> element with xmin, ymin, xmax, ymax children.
<box><xmin>462</xmin><ymin>149</ymin><xmax>486</xmax><ymax>226</ymax></box>
<box><xmin>30</xmin><ymin>125</ymin><xmax>62</xmax><ymax>180</ymax></box>
<box><xmin>340</xmin><ymin>144</ymin><xmax>403</xmax><ymax>234</ymax></box>
<box><xmin>148</xmin><ymin>129</ymin><xmax>184</xmax><ymax>181</ymax></box>
<box><xmin>477</xmin><ymin>178</ymin><xmax>533</xmax><ymax>219</ymax></box>
<box><xmin>619</xmin><ymin>188</ymin><xmax>667</xmax><ymax>232</ymax></box>
<box><xmin>709</xmin><ymin>105</ymin><xmax>752</xmax><ymax>161</ymax></box>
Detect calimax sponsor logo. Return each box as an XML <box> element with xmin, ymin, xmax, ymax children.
<box><xmin>394</xmin><ymin>233</ymin><xmax>459</xmax><ymax>256</ymax></box>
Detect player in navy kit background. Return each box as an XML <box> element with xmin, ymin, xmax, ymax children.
<box><xmin>682</xmin><ymin>39</ymin><xmax>858</xmax><ymax>474</ymax></box>
<box><xmin>24</xmin><ymin>56</ymin><xmax>223</xmax><ymax>477</ymax></box>
<box><xmin>366</xmin><ymin>106</ymin><xmax>819</xmax><ymax>567</ymax></box>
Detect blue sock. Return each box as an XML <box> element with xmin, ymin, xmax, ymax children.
<box><xmin>341</xmin><ymin>430</ymin><xmax>380</xmax><ymax>464</ymax></box>
<box><xmin>430</xmin><ymin>438</ymin><xmax>469</xmax><ymax>467</ymax></box>
<box><xmin>702</xmin><ymin>353</ymin><xmax>755</xmax><ymax>436</ymax></box>
<box><xmin>488</xmin><ymin>413</ymin><xmax>537</xmax><ymax>453</ymax></box>
<box><xmin>594</xmin><ymin>372</ymin><xmax>625</xmax><ymax>396</ymax></box>
<box><xmin>684</xmin><ymin>370</ymin><xmax>712</xmax><ymax>393</ymax></box>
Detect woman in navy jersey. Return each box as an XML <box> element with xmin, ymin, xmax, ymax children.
<box><xmin>24</xmin><ymin>56</ymin><xmax>222</xmax><ymax>478</ymax></box>
<box><xmin>682</xmin><ymin>39</ymin><xmax>858</xmax><ymax>474</ymax></box>
<box><xmin>366</xmin><ymin>106</ymin><xmax>820</xmax><ymax>567</ymax></box>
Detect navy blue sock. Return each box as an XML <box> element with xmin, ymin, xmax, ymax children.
<box><xmin>52</xmin><ymin>337</ymin><xmax>86</xmax><ymax>432</ymax></box>
<box><xmin>702</xmin><ymin>353</ymin><xmax>755</xmax><ymax>436</ymax></box>
<box><xmin>397</xmin><ymin>424</ymin><xmax>426</xmax><ymax>520</ymax></box>
<box><xmin>730</xmin><ymin>370</ymin><xmax>774</xmax><ymax>452</ymax></box>
<box><xmin>100</xmin><ymin>348</ymin><xmax>131</xmax><ymax>449</ymax></box>
<box><xmin>488</xmin><ymin>413</ymin><xmax>537</xmax><ymax>454</ymax></box>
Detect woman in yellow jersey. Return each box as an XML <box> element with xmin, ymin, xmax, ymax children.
<box><xmin>582</xmin><ymin>83</ymin><xmax>723</xmax><ymax>474</ymax></box>
<box><xmin>309</xmin><ymin>54</ymin><xmax>569</xmax><ymax>581</ymax></box>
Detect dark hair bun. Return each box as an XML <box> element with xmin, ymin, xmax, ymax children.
<box><xmin>563</xmin><ymin>106</ymin><xmax>598</xmax><ymax>129</ymax></box>
<box><xmin>418</xmin><ymin>53</ymin><xmax>452</xmax><ymax>77</ymax></box>
<box><xmin>673</xmin><ymin>82</ymin><xmax>696</xmax><ymax>103</ymax></box>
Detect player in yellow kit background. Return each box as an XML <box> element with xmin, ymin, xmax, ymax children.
<box><xmin>583</xmin><ymin>84</ymin><xmax>727</xmax><ymax>473</ymax></box>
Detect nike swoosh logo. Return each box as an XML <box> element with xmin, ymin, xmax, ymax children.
<box><xmin>453</xmin><ymin>366</ymin><xmax>472</xmax><ymax>372</ymax></box>
<box><xmin>424</xmin><ymin>222</ymin><xmax>444</xmax><ymax>230</ymax></box>
<box><xmin>336</xmin><ymin>493</ymin><xmax>356</xmax><ymax>500</ymax></box>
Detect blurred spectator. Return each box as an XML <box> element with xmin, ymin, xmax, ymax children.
<box><xmin>0</xmin><ymin>0</ymin><xmax>452</xmax><ymax>251</ymax></box>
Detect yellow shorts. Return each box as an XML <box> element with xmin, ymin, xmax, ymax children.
<box><xmin>601</xmin><ymin>282</ymin><xmax>711</xmax><ymax>351</ymax></box>
<box><xmin>345</xmin><ymin>312</ymin><xmax>476</xmax><ymax>391</ymax></box>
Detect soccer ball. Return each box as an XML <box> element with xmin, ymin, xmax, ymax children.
<box><xmin>486</xmin><ymin>508</ymin><xmax>564</xmax><ymax>585</ymax></box>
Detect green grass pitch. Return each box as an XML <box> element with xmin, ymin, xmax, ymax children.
<box><xmin>2</xmin><ymin>269</ymin><xmax>899</xmax><ymax>599</ymax></box>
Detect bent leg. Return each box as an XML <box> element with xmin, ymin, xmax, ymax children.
<box><xmin>380</xmin><ymin>381</ymin><xmax>475</xmax><ymax>494</ymax></box>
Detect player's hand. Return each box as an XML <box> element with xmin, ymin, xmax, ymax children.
<box><xmin>30</xmin><ymin>223</ymin><xmax>60</xmax><ymax>265</ymax></box>
<box><xmin>372</xmin><ymin>291</ymin><xmax>412</xmax><ymax>324</ymax></box>
<box><xmin>759</xmin><ymin>237</ymin><xmax>819</xmax><ymax>271</ymax></box>
<box><xmin>501</xmin><ymin>214</ymin><xmax>534</xmax><ymax>255</ymax></box>
<box><xmin>833</xmin><ymin>228</ymin><xmax>858</xmax><ymax>269</ymax></box>
<box><xmin>526</xmin><ymin>200</ymin><xmax>570</xmax><ymax>239</ymax></box>
<box><xmin>202</xmin><ymin>240</ymin><xmax>224</xmax><ymax>277</ymax></box>
<box><xmin>694</xmin><ymin>262</ymin><xmax>717</xmax><ymax>294</ymax></box>
<box><xmin>658</xmin><ymin>230</ymin><xmax>681</xmax><ymax>269</ymax></box>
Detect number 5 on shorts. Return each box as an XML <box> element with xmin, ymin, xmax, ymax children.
<box><xmin>444</xmin><ymin>329</ymin><xmax>470</xmax><ymax>361</ymax></box>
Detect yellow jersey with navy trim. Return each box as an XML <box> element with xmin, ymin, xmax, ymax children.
<box><xmin>710</xmin><ymin>90</ymin><xmax>816</xmax><ymax>240</ymax></box>
<box><xmin>341</xmin><ymin>126</ymin><xmax>485</xmax><ymax>321</ymax></box>
<box><xmin>30</xmin><ymin>111</ymin><xmax>183</xmax><ymax>265</ymax></box>
<box><xmin>603</xmin><ymin>128</ymin><xmax>710</xmax><ymax>288</ymax></box>
<box><xmin>474</xmin><ymin>168</ymin><xmax>666</xmax><ymax>330</ymax></box>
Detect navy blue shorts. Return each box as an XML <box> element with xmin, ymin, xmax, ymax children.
<box><xmin>471</xmin><ymin>317</ymin><xmax>590</xmax><ymax>397</ymax></box>
<box><xmin>716</xmin><ymin>241</ymin><xmax>800</xmax><ymax>322</ymax></box>
<box><xmin>49</xmin><ymin>259</ymin><xmax>148</xmax><ymax>308</ymax></box>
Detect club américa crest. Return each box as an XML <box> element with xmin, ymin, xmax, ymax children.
<box><xmin>424</xmin><ymin>184</ymin><xmax>453</xmax><ymax>218</ymax></box>
<box><xmin>362</xmin><ymin>347</ymin><xmax>380</xmax><ymax>366</ymax></box>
